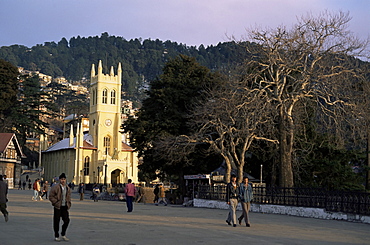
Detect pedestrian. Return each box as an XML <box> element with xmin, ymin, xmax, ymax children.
<box><xmin>156</xmin><ymin>183</ymin><xmax>167</xmax><ymax>206</ymax></box>
<box><xmin>49</xmin><ymin>173</ymin><xmax>71</xmax><ymax>242</ymax></box>
<box><xmin>238</xmin><ymin>177</ymin><xmax>253</xmax><ymax>227</ymax></box>
<box><xmin>0</xmin><ymin>175</ymin><xmax>9</xmax><ymax>222</ymax></box>
<box><xmin>22</xmin><ymin>181</ymin><xmax>26</xmax><ymax>190</ymax></box>
<box><xmin>153</xmin><ymin>184</ymin><xmax>159</xmax><ymax>204</ymax></box>
<box><xmin>78</xmin><ymin>183</ymin><xmax>85</xmax><ymax>201</ymax></box>
<box><xmin>136</xmin><ymin>183</ymin><xmax>145</xmax><ymax>204</ymax></box>
<box><xmin>18</xmin><ymin>179</ymin><xmax>22</xmax><ymax>190</ymax></box>
<box><xmin>28</xmin><ymin>179</ymin><xmax>31</xmax><ymax>190</ymax></box>
<box><xmin>125</xmin><ymin>179</ymin><xmax>137</xmax><ymax>212</ymax></box>
<box><xmin>41</xmin><ymin>180</ymin><xmax>50</xmax><ymax>199</ymax></box>
<box><xmin>32</xmin><ymin>179</ymin><xmax>42</xmax><ymax>201</ymax></box>
<box><xmin>225</xmin><ymin>174</ymin><xmax>239</xmax><ymax>227</ymax></box>
<box><xmin>92</xmin><ymin>184</ymin><xmax>100</xmax><ymax>202</ymax></box>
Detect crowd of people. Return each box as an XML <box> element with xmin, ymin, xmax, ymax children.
<box><xmin>1</xmin><ymin>172</ymin><xmax>253</xmax><ymax>242</ymax></box>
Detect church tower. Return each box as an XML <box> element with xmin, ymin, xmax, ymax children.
<box><xmin>89</xmin><ymin>60</ymin><xmax>122</xmax><ymax>156</ymax></box>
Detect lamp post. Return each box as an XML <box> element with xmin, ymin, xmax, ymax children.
<box><xmin>97</xmin><ymin>166</ymin><xmax>100</xmax><ymax>184</ymax></box>
<box><xmin>93</xmin><ymin>171</ymin><xmax>95</xmax><ymax>184</ymax></box>
<box><xmin>260</xmin><ymin>164</ymin><xmax>263</xmax><ymax>184</ymax></box>
<box><xmin>80</xmin><ymin>170</ymin><xmax>83</xmax><ymax>184</ymax></box>
<box><xmin>104</xmin><ymin>163</ymin><xmax>107</xmax><ymax>186</ymax></box>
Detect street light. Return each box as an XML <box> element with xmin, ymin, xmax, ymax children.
<box><xmin>260</xmin><ymin>164</ymin><xmax>263</xmax><ymax>184</ymax></box>
<box><xmin>97</xmin><ymin>166</ymin><xmax>100</xmax><ymax>184</ymax></box>
<box><xmin>104</xmin><ymin>163</ymin><xmax>107</xmax><ymax>186</ymax></box>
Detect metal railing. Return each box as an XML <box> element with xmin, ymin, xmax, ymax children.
<box><xmin>196</xmin><ymin>185</ymin><xmax>370</xmax><ymax>215</ymax></box>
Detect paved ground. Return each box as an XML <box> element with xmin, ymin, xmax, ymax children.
<box><xmin>1</xmin><ymin>189</ymin><xmax>369</xmax><ymax>245</ymax></box>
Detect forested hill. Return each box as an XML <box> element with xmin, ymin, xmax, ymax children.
<box><xmin>0</xmin><ymin>32</ymin><xmax>251</xmax><ymax>102</ymax></box>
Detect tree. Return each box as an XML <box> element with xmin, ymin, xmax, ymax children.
<box><xmin>180</xmin><ymin>71</ymin><xmax>277</xmax><ymax>182</ymax></box>
<box><xmin>241</xmin><ymin>11</ymin><xmax>368</xmax><ymax>187</ymax></box>
<box><xmin>11</xmin><ymin>75</ymin><xmax>53</xmax><ymax>144</ymax></box>
<box><xmin>124</xmin><ymin>55</ymin><xmax>222</xmax><ymax>183</ymax></box>
<box><xmin>0</xmin><ymin>59</ymin><xmax>19</xmax><ymax>132</ymax></box>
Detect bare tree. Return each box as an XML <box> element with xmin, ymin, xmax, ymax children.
<box><xmin>242</xmin><ymin>11</ymin><xmax>368</xmax><ymax>187</ymax></box>
<box><xmin>185</xmin><ymin>74</ymin><xmax>277</xmax><ymax>182</ymax></box>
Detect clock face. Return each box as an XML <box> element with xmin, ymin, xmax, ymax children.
<box><xmin>105</xmin><ymin>119</ymin><xmax>112</xmax><ymax>126</ymax></box>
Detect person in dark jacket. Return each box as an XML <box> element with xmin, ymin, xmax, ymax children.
<box><xmin>238</xmin><ymin>177</ymin><xmax>253</xmax><ymax>227</ymax></box>
<box><xmin>41</xmin><ymin>180</ymin><xmax>50</xmax><ymax>199</ymax></box>
<box><xmin>0</xmin><ymin>175</ymin><xmax>9</xmax><ymax>222</ymax></box>
<box><xmin>225</xmin><ymin>174</ymin><xmax>239</xmax><ymax>227</ymax></box>
<box><xmin>49</xmin><ymin>173</ymin><xmax>72</xmax><ymax>242</ymax></box>
<box><xmin>78</xmin><ymin>183</ymin><xmax>85</xmax><ymax>201</ymax></box>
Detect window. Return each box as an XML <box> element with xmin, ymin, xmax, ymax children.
<box><xmin>84</xmin><ymin>156</ymin><xmax>90</xmax><ymax>175</ymax></box>
<box><xmin>102</xmin><ymin>89</ymin><xmax>108</xmax><ymax>104</ymax></box>
<box><xmin>111</xmin><ymin>89</ymin><xmax>116</xmax><ymax>104</ymax></box>
<box><xmin>103</xmin><ymin>136</ymin><xmax>111</xmax><ymax>155</ymax></box>
<box><xmin>92</xmin><ymin>89</ymin><xmax>96</xmax><ymax>105</ymax></box>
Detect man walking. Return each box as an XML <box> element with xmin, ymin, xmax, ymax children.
<box><xmin>32</xmin><ymin>179</ymin><xmax>41</xmax><ymax>201</ymax></box>
<box><xmin>41</xmin><ymin>180</ymin><xmax>50</xmax><ymax>199</ymax></box>
<box><xmin>156</xmin><ymin>183</ymin><xmax>167</xmax><ymax>206</ymax></box>
<box><xmin>125</xmin><ymin>179</ymin><xmax>136</xmax><ymax>212</ymax></box>
<box><xmin>49</xmin><ymin>173</ymin><xmax>71</xmax><ymax>242</ymax></box>
<box><xmin>238</xmin><ymin>177</ymin><xmax>253</xmax><ymax>227</ymax></box>
<box><xmin>78</xmin><ymin>183</ymin><xmax>85</xmax><ymax>201</ymax></box>
<box><xmin>0</xmin><ymin>175</ymin><xmax>9</xmax><ymax>222</ymax></box>
<box><xmin>225</xmin><ymin>174</ymin><xmax>239</xmax><ymax>227</ymax></box>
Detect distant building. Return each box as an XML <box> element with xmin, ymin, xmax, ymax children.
<box><xmin>42</xmin><ymin>61</ymin><xmax>138</xmax><ymax>185</ymax></box>
<box><xmin>0</xmin><ymin>133</ymin><xmax>24</xmax><ymax>188</ymax></box>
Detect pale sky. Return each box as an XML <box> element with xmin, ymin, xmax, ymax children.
<box><xmin>0</xmin><ymin>0</ymin><xmax>369</xmax><ymax>47</ymax></box>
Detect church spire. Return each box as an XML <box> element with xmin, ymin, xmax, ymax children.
<box><xmin>98</xmin><ymin>60</ymin><xmax>103</xmax><ymax>75</ymax></box>
<box><xmin>110</xmin><ymin>66</ymin><xmax>114</xmax><ymax>76</ymax></box>
<box><xmin>69</xmin><ymin>124</ymin><xmax>74</xmax><ymax>147</ymax></box>
<box><xmin>91</xmin><ymin>63</ymin><xmax>95</xmax><ymax>77</ymax></box>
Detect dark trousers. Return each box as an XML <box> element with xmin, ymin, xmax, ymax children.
<box><xmin>0</xmin><ymin>203</ymin><xmax>8</xmax><ymax>216</ymax></box>
<box><xmin>126</xmin><ymin>196</ymin><xmax>133</xmax><ymax>212</ymax></box>
<box><xmin>41</xmin><ymin>191</ymin><xmax>48</xmax><ymax>199</ymax></box>
<box><xmin>53</xmin><ymin>206</ymin><xmax>70</xmax><ymax>237</ymax></box>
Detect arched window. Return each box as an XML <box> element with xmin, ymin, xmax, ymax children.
<box><xmin>111</xmin><ymin>89</ymin><xmax>116</xmax><ymax>104</ymax></box>
<box><xmin>84</xmin><ymin>156</ymin><xmax>90</xmax><ymax>175</ymax></box>
<box><xmin>102</xmin><ymin>89</ymin><xmax>108</xmax><ymax>104</ymax></box>
<box><xmin>103</xmin><ymin>136</ymin><xmax>111</xmax><ymax>155</ymax></box>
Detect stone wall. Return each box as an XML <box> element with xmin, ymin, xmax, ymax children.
<box><xmin>194</xmin><ymin>198</ymin><xmax>370</xmax><ymax>225</ymax></box>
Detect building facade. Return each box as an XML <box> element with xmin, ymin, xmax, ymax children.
<box><xmin>42</xmin><ymin>61</ymin><xmax>138</xmax><ymax>185</ymax></box>
<box><xmin>0</xmin><ymin>133</ymin><xmax>24</xmax><ymax>188</ymax></box>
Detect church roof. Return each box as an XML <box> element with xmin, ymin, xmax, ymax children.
<box><xmin>44</xmin><ymin>134</ymin><xmax>134</xmax><ymax>152</ymax></box>
<box><xmin>44</xmin><ymin>134</ymin><xmax>97</xmax><ymax>153</ymax></box>
<box><xmin>122</xmin><ymin>142</ymin><xmax>134</xmax><ymax>152</ymax></box>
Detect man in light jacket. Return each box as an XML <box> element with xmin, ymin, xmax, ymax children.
<box><xmin>238</xmin><ymin>176</ymin><xmax>253</xmax><ymax>227</ymax></box>
<box><xmin>49</xmin><ymin>173</ymin><xmax>72</xmax><ymax>242</ymax></box>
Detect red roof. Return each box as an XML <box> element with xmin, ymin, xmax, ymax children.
<box><xmin>0</xmin><ymin>133</ymin><xmax>14</xmax><ymax>153</ymax></box>
<box><xmin>122</xmin><ymin>142</ymin><xmax>134</xmax><ymax>152</ymax></box>
<box><xmin>0</xmin><ymin>133</ymin><xmax>24</xmax><ymax>156</ymax></box>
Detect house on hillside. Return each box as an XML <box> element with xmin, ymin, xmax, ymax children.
<box><xmin>0</xmin><ymin>133</ymin><xmax>24</xmax><ymax>188</ymax></box>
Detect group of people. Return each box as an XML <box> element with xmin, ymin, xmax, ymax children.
<box><xmin>2</xmin><ymin>173</ymin><xmax>171</xmax><ymax>242</ymax></box>
<box><xmin>31</xmin><ymin>179</ymin><xmax>50</xmax><ymax>201</ymax></box>
<box><xmin>225</xmin><ymin>175</ymin><xmax>253</xmax><ymax>227</ymax></box>
<box><xmin>153</xmin><ymin>183</ymin><xmax>167</xmax><ymax>206</ymax></box>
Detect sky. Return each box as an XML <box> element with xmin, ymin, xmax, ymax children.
<box><xmin>0</xmin><ymin>0</ymin><xmax>369</xmax><ymax>48</ymax></box>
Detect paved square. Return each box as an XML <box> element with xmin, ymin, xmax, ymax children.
<box><xmin>1</xmin><ymin>189</ymin><xmax>369</xmax><ymax>245</ymax></box>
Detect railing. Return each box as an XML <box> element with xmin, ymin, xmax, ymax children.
<box><xmin>197</xmin><ymin>185</ymin><xmax>370</xmax><ymax>216</ymax></box>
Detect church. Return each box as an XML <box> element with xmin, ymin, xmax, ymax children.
<box><xmin>42</xmin><ymin>61</ymin><xmax>138</xmax><ymax>186</ymax></box>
